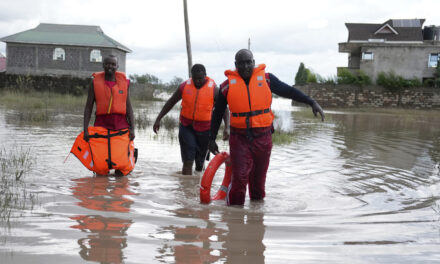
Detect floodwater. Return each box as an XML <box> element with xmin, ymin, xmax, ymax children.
<box><xmin>0</xmin><ymin>98</ymin><xmax>440</xmax><ymax>264</ymax></box>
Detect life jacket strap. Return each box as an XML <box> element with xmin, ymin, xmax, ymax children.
<box><xmin>231</xmin><ymin>108</ymin><xmax>270</xmax><ymax>142</ymax></box>
<box><xmin>231</xmin><ymin>108</ymin><xmax>270</xmax><ymax>117</ymax></box>
<box><xmin>86</xmin><ymin>129</ymin><xmax>129</xmax><ymax>170</ymax></box>
<box><xmin>87</xmin><ymin>129</ymin><xmax>128</xmax><ymax>139</ymax></box>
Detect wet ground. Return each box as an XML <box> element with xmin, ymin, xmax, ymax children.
<box><xmin>0</xmin><ymin>98</ymin><xmax>439</xmax><ymax>263</ymax></box>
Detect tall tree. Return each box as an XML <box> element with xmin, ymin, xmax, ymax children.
<box><xmin>295</xmin><ymin>62</ymin><xmax>307</xmax><ymax>85</ymax></box>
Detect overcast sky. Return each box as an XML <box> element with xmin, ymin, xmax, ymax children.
<box><xmin>1</xmin><ymin>0</ymin><xmax>440</xmax><ymax>85</ymax></box>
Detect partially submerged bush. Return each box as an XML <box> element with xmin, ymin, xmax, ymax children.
<box><xmin>0</xmin><ymin>146</ymin><xmax>37</xmax><ymax>225</ymax></box>
<box><xmin>162</xmin><ymin>116</ymin><xmax>178</xmax><ymax>131</ymax></box>
<box><xmin>135</xmin><ymin>110</ymin><xmax>151</xmax><ymax>130</ymax></box>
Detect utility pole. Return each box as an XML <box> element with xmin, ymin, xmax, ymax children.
<box><xmin>183</xmin><ymin>0</ymin><xmax>192</xmax><ymax>77</ymax></box>
<box><xmin>248</xmin><ymin>38</ymin><xmax>251</xmax><ymax>50</ymax></box>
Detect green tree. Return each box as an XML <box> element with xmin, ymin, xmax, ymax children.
<box><xmin>305</xmin><ymin>68</ymin><xmax>317</xmax><ymax>83</ymax></box>
<box><xmin>162</xmin><ymin>76</ymin><xmax>184</xmax><ymax>91</ymax></box>
<box><xmin>129</xmin><ymin>73</ymin><xmax>161</xmax><ymax>84</ymax></box>
<box><xmin>294</xmin><ymin>62</ymin><xmax>307</xmax><ymax>85</ymax></box>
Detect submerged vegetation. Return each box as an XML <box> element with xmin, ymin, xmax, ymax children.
<box><xmin>272</xmin><ymin>111</ymin><xmax>298</xmax><ymax>145</ymax></box>
<box><xmin>162</xmin><ymin>116</ymin><xmax>178</xmax><ymax>131</ymax></box>
<box><xmin>0</xmin><ymin>81</ymin><xmax>322</xmax><ymax>146</ymax></box>
<box><xmin>0</xmin><ymin>146</ymin><xmax>37</xmax><ymax>226</ymax></box>
<box><xmin>272</xmin><ymin>128</ymin><xmax>297</xmax><ymax>145</ymax></box>
<box><xmin>135</xmin><ymin>109</ymin><xmax>151</xmax><ymax>130</ymax></box>
<box><xmin>0</xmin><ymin>90</ymin><xmax>86</xmax><ymax>110</ymax></box>
<box><xmin>0</xmin><ymin>90</ymin><xmax>86</xmax><ymax>123</ymax></box>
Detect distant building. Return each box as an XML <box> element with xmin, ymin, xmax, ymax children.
<box><xmin>339</xmin><ymin>19</ymin><xmax>440</xmax><ymax>82</ymax></box>
<box><xmin>0</xmin><ymin>52</ymin><xmax>5</xmax><ymax>72</ymax></box>
<box><xmin>0</xmin><ymin>23</ymin><xmax>131</xmax><ymax>78</ymax></box>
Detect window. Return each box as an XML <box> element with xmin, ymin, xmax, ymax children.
<box><xmin>362</xmin><ymin>52</ymin><xmax>374</xmax><ymax>60</ymax></box>
<box><xmin>428</xmin><ymin>53</ymin><xmax>439</xmax><ymax>68</ymax></box>
<box><xmin>53</xmin><ymin>48</ymin><xmax>65</xmax><ymax>61</ymax></box>
<box><xmin>90</xmin><ymin>49</ymin><xmax>102</xmax><ymax>62</ymax></box>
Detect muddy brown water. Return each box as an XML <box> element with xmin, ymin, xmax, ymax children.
<box><xmin>0</xmin><ymin>99</ymin><xmax>439</xmax><ymax>264</ymax></box>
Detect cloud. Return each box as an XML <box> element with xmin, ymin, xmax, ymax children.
<box><xmin>308</xmin><ymin>19</ymin><xmax>329</xmax><ymax>29</ymax></box>
<box><xmin>1</xmin><ymin>0</ymin><xmax>440</xmax><ymax>84</ymax></box>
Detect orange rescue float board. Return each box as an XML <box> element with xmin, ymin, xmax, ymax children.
<box><xmin>70</xmin><ymin>126</ymin><xmax>135</xmax><ymax>176</ymax></box>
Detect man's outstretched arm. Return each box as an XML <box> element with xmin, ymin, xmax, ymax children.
<box><xmin>269</xmin><ymin>73</ymin><xmax>324</xmax><ymax>121</ymax></box>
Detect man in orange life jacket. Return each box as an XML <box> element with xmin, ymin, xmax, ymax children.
<box><xmin>83</xmin><ymin>55</ymin><xmax>135</xmax><ymax>176</ymax></box>
<box><xmin>209</xmin><ymin>49</ymin><xmax>325</xmax><ymax>206</ymax></box>
<box><xmin>153</xmin><ymin>64</ymin><xmax>229</xmax><ymax>175</ymax></box>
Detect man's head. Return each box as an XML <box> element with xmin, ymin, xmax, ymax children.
<box><xmin>103</xmin><ymin>55</ymin><xmax>119</xmax><ymax>76</ymax></box>
<box><xmin>235</xmin><ymin>49</ymin><xmax>255</xmax><ymax>81</ymax></box>
<box><xmin>191</xmin><ymin>64</ymin><xmax>207</xmax><ymax>88</ymax></box>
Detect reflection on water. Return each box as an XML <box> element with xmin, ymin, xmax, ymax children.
<box><xmin>156</xmin><ymin>208</ymin><xmax>227</xmax><ymax>263</ymax></box>
<box><xmin>156</xmin><ymin>206</ymin><xmax>266</xmax><ymax>264</ymax></box>
<box><xmin>71</xmin><ymin>176</ymin><xmax>136</xmax><ymax>213</ymax></box>
<box><xmin>71</xmin><ymin>215</ymin><xmax>132</xmax><ymax>264</ymax></box>
<box><xmin>331</xmin><ymin>113</ymin><xmax>440</xmax><ymax>213</ymax></box>
<box><xmin>1</xmin><ymin>99</ymin><xmax>440</xmax><ymax>263</ymax></box>
<box><xmin>70</xmin><ymin>176</ymin><xmax>136</xmax><ymax>263</ymax></box>
<box><xmin>221</xmin><ymin>208</ymin><xmax>265</xmax><ymax>264</ymax></box>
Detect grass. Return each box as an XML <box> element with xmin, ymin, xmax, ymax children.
<box><xmin>129</xmin><ymin>83</ymin><xmax>158</xmax><ymax>101</ymax></box>
<box><xmin>0</xmin><ymin>88</ymin><xmax>160</xmax><ymax>112</ymax></box>
<box><xmin>271</xmin><ymin>111</ymin><xmax>298</xmax><ymax>145</ymax></box>
<box><xmin>0</xmin><ymin>89</ymin><xmax>162</xmax><ymax>124</ymax></box>
<box><xmin>0</xmin><ymin>146</ymin><xmax>38</xmax><ymax>226</ymax></box>
<box><xmin>0</xmin><ymin>90</ymin><xmax>86</xmax><ymax>110</ymax></box>
<box><xmin>162</xmin><ymin>116</ymin><xmax>178</xmax><ymax>131</ymax></box>
<box><xmin>272</xmin><ymin>128</ymin><xmax>298</xmax><ymax>145</ymax></box>
<box><xmin>17</xmin><ymin>109</ymin><xmax>52</xmax><ymax>123</ymax></box>
<box><xmin>135</xmin><ymin>109</ymin><xmax>151</xmax><ymax>130</ymax></box>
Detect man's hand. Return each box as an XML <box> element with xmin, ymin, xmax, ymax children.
<box><xmin>208</xmin><ymin>140</ymin><xmax>219</xmax><ymax>155</ymax></box>
<box><xmin>222</xmin><ymin>127</ymin><xmax>230</xmax><ymax>141</ymax></box>
<box><xmin>312</xmin><ymin>101</ymin><xmax>325</xmax><ymax>121</ymax></box>
<box><xmin>83</xmin><ymin>130</ymin><xmax>89</xmax><ymax>142</ymax></box>
<box><xmin>153</xmin><ymin>119</ymin><xmax>160</xmax><ymax>134</ymax></box>
<box><xmin>129</xmin><ymin>128</ymin><xmax>135</xmax><ymax>140</ymax></box>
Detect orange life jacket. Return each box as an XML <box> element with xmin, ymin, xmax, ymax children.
<box><xmin>93</xmin><ymin>71</ymin><xmax>128</xmax><ymax>115</ymax></box>
<box><xmin>70</xmin><ymin>126</ymin><xmax>136</xmax><ymax>175</ymax></box>
<box><xmin>180</xmin><ymin>77</ymin><xmax>215</xmax><ymax>121</ymax></box>
<box><xmin>225</xmin><ymin>64</ymin><xmax>274</xmax><ymax>128</ymax></box>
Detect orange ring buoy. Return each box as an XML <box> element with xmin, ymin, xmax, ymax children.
<box><xmin>200</xmin><ymin>152</ymin><xmax>232</xmax><ymax>204</ymax></box>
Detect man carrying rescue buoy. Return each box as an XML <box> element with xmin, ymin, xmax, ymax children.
<box><xmin>73</xmin><ymin>54</ymin><xmax>136</xmax><ymax>176</ymax></box>
<box><xmin>153</xmin><ymin>64</ymin><xmax>229</xmax><ymax>175</ymax></box>
<box><xmin>209</xmin><ymin>49</ymin><xmax>325</xmax><ymax>206</ymax></box>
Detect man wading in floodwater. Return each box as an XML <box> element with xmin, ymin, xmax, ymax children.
<box><xmin>82</xmin><ymin>54</ymin><xmax>136</xmax><ymax>176</ymax></box>
<box><xmin>153</xmin><ymin>64</ymin><xmax>229</xmax><ymax>175</ymax></box>
<box><xmin>209</xmin><ymin>49</ymin><xmax>325</xmax><ymax>206</ymax></box>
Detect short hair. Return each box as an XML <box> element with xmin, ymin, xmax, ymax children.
<box><xmin>104</xmin><ymin>54</ymin><xmax>118</xmax><ymax>62</ymax></box>
<box><xmin>235</xmin><ymin>49</ymin><xmax>253</xmax><ymax>61</ymax></box>
<box><xmin>191</xmin><ymin>64</ymin><xmax>206</xmax><ymax>75</ymax></box>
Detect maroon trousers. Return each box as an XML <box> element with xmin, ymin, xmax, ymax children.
<box><xmin>227</xmin><ymin>132</ymin><xmax>273</xmax><ymax>206</ymax></box>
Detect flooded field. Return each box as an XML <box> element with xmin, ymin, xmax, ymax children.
<box><xmin>0</xmin><ymin>98</ymin><xmax>439</xmax><ymax>264</ymax></box>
